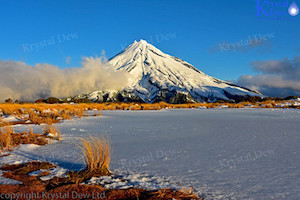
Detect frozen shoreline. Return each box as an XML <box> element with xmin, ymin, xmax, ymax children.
<box><xmin>1</xmin><ymin>109</ymin><xmax>300</xmax><ymax>199</ymax></box>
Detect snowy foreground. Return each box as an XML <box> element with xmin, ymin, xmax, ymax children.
<box><xmin>1</xmin><ymin>109</ymin><xmax>300</xmax><ymax>199</ymax></box>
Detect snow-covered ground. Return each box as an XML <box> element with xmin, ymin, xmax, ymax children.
<box><xmin>1</xmin><ymin>109</ymin><xmax>300</xmax><ymax>199</ymax></box>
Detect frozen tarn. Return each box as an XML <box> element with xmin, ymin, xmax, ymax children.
<box><xmin>1</xmin><ymin>109</ymin><xmax>300</xmax><ymax>199</ymax></box>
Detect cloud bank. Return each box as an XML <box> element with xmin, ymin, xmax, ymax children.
<box><xmin>237</xmin><ymin>56</ymin><xmax>300</xmax><ymax>97</ymax></box>
<box><xmin>0</xmin><ymin>56</ymin><xmax>131</xmax><ymax>102</ymax></box>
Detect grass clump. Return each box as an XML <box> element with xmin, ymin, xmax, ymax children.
<box><xmin>0</xmin><ymin>126</ymin><xmax>13</xmax><ymax>150</ymax></box>
<box><xmin>79</xmin><ymin>136</ymin><xmax>111</xmax><ymax>176</ymax></box>
<box><xmin>42</xmin><ymin>124</ymin><xmax>61</xmax><ymax>140</ymax></box>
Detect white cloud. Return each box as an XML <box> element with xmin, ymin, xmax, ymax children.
<box><xmin>237</xmin><ymin>56</ymin><xmax>300</xmax><ymax>97</ymax></box>
<box><xmin>0</xmin><ymin>56</ymin><xmax>131</xmax><ymax>102</ymax></box>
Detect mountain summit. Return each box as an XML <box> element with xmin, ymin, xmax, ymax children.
<box><xmin>86</xmin><ymin>40</ymin><xmax>260</xmax><ymax>103</ymax></box>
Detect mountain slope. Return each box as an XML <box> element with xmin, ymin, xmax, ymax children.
<box><xmin>87</xmin><ymin>40</ymin><xmax>260</xmax><ymax>103</ymax></box>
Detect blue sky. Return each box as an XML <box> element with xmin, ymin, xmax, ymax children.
<box><xmin>0</xmin><ymin>0</ymin><xmax>299</xmax><ymax>81</ymax></box>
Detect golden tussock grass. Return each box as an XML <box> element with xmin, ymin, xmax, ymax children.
<box><xmin>93</xmin><ymin>110</ymin><xmax>101</xmax><ymax>116</ymax></box>
<box><xmin>0</xmin><ymin>126</ymin><xmax>13</xmax><ymax>150</ymax></box>
<box><xmin>28</xmin><ymin>111</ymin><xmax>58</xmax><ymax>125</ymax></box>
<box><xmin>0</xmin><ymin>118</ymin><xmax>5</xmax><ymax>127</ymax></box>
<box><xmin>1</xmin><ymin>100</ymin><xmax>297</xmax><ymax>125</ymax></box>
<box><xmin>42</xmin><ymin>124</ymin><xmax>61</xmax><ymax>140</ymax></box>
<box><xmin>29</xmin><ymin>126</ymin><xmax>34</xmax><ymax>134</ymax></box>
<box><xmin>0</xmin><ymin>124</ymin><xmax>50</xmax><ymax>152</ymax></box>
<box><xmin>78</xmin><ymin>136</ymin><xmax>111</xmax><ymax>176</ymax></box>
<box><xmin>0</xmin><ymin>103</ymin><xmax>104</xmax><ymax>127</ymax></box>
<box><xmin>10</xmin><ymin>132</ymin><xmax>48</xmax><ymax>146</ymax></box>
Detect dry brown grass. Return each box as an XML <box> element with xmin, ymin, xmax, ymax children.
<box><xmin>27</xmin><ymin>111</ymin><xmax>58</xmax><ymax>125</ymax></box>
<box><xmin>0</xmin><ymin>161</ymin><xmax>202</xmax><ymax>200</ymax></box>
<box><xmin>0</xmin><ymin>125</ymin><xmax>51</xmax><ymax>151</ymax></box>
<box><xmin>0</xmin><ymin>103</ymin><xmax>104</xmax><ymax>127</ymax></box>
<box><xmin>154</xmin><ymin>187</ymin><xmax>199</xmax><ymax>199</ymax></box>
<box><xmin>29</xmin><ymin>126</ymin><xmax>34</xmax><ymax>134</ymax></box>
<box><xmin>10</xmin><ymin>132</ymin><xmax>48</xmax><ymax>146</ymax></box>
<box><xmin>93</xmin><ymin>110</ymin><xmax>101</xmax><ymax>116</ymax></box>
<box><xmin>1</xmin><ymin>100</ymin><xmax>298</xmax><ymax>125</ymax></box>
<box><xmin>60</xmin><ymin>110</ymin><xmax>72</xmax><ymax>120</ymax></box>
<box><xmin>0</xmin><ymin>126</ymin><xmax>13</xmax><ymax>150</ymax></box>
<box><xmin>79</xmin><ymin>136</ymin><xmax>111</xmax><ymax>176</ymax></box>
<box><xmin>42</xmin><ymin>124</ymin><xmax>61</xmax><ymax>140</ymax></box>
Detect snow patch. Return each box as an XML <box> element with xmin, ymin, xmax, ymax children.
<box><xmin>29</xmin><ymin>167</ymin><xmax>68</xmax><ymax>181</ymax></box>
<box><xmin>85</xmin><ymin>170</ymin><xmax>177</xmax><ymax>190</ymax></box>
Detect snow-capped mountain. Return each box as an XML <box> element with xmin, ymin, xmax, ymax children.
<box><xmin>87</xmin><ymin>40</ymin><xmax>260</xmax><ymax>103</ymax></box>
